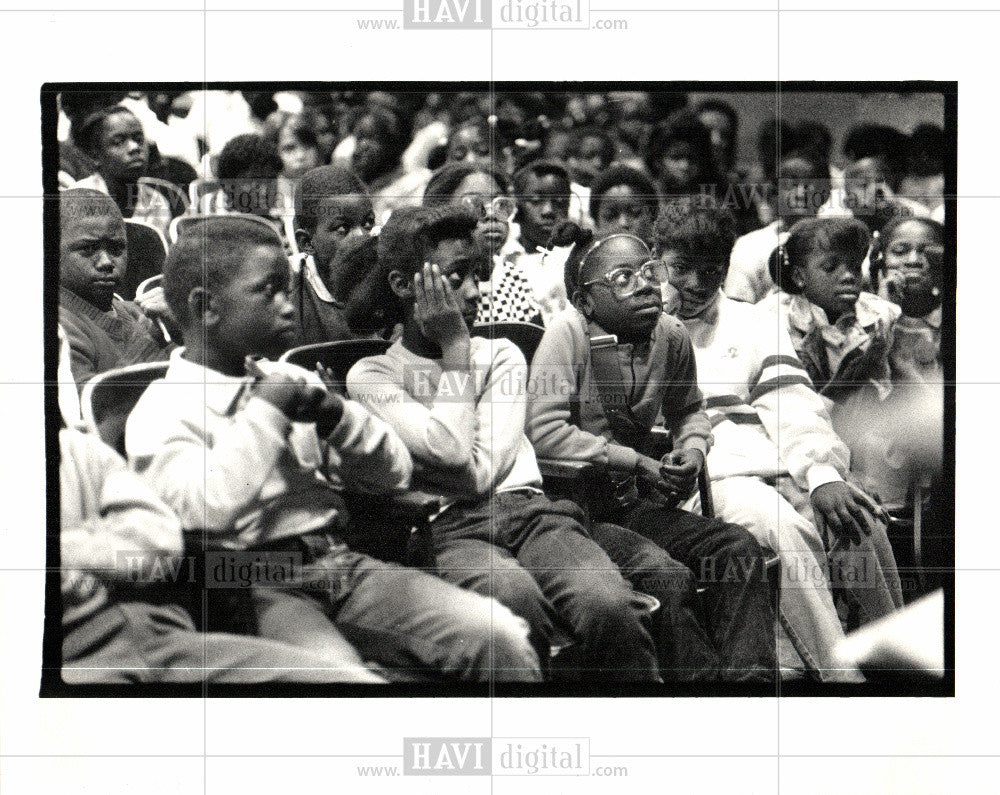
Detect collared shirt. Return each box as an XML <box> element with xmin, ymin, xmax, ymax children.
<box><xmin>890</xmin><ymin>305</ymin><xmax>943</xmax><ymax>384</ymax></box>
<box><xmin>126</xmin><ymin>349</ymin><xmax>412</xmax><ymax>549</ymax></box>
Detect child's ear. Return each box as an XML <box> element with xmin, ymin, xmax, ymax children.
<box><xmin>387</xmin><ymin>269</ymin><xmax>414</xmax><ymax>300</ymax></box>
<box><xmin>572</xmin><ymin>288</ymin><xmax>594</xmax><ymax>317</ymax></box>
<box><xmin>188</xmin><ymin>287</ymin><xmax>219</xmax><ymax>328</ymax></box>
<box><xmin>295</xmin><ymin>228</ymin><xmax>314</xmax><ymax>255</ymax></box>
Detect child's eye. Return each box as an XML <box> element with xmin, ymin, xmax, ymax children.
<box><xmin>107</xmin><ymin>242</ymin><xmax>126</xmax><ymax>257</ymax></box>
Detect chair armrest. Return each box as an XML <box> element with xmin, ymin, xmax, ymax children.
<box><xmin>537</xmin><ymin>459</ymin><xmax>601</xmax><ymax>480</ymax></box>
<box><xmin>385</xmin><ymin>490</ymin><xmax>441</xmax><ymax>524</ymax></box>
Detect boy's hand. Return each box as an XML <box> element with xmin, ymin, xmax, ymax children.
<box><xmin>659</xmin><ymin>448</ymin><xmax>704</xmax><ymax>501</ymax></box>
<box><xmin>635</xmin><ymin>455</ymin><xmax>674</xmax><ymax>499</ymax></box>
<box><xmin>414</xmin><ymin>263</ymin><xmax>470</xmax><ymax>349</ymax></box>
<box><xmin>811</xmin><ymin>481</ymin><xmax>887</xmax><ymax>546</ymax></box>
<box><xmin>294</xmin><ymin>383</ymin><xmax>345</xmax><ymax>437</ymax></box>
<box><xmin>135</xmin><ymin>285</ymin><xmax>174</xmax><ymax>323</ymax></box>
<box><xmin>251</xmin><ymin>371</ymin><xmax>310</xmax><ymax>419</ymax></box>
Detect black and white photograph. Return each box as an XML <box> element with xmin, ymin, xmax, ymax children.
<box><xmin>0</xmin><ymin>2</ymin><xmax>992</xmax><ymax>793</ymax></box>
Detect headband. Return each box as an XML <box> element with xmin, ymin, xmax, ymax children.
<box><xmin>578</xmin><ymin>233</ymin><xmax>651</xmax><ymax>281</ymax></box>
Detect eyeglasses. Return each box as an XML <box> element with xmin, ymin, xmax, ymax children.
<box><xmin>459</xmin><ymin>195</ymin><xmax>517</xmax><ymax>222</ymax></box>
<box><xmin>582</xmin><ymin>260</ymin><xmax>662</xmax><ymax>299</ymax></box>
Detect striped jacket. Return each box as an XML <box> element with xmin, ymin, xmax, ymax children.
<box><xmin>679</xmin><ymin>292</ymin><xmax>849</xmax><ymax>493</ymax></box>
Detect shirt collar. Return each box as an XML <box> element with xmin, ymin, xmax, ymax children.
<box><xmin>786</xmin><ymin>291</ymin><xmax>884</xmax><ymax>335</ymax></box>
<box><xmin>164</xmin><ymin>347</ymin><xmax>249</xmax><ymax>416</ymax></box>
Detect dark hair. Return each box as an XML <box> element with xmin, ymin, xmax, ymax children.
<box><xmin>552</xmin><ymin>221</ymin><xmax>596</xmax><ymax>298</ymax></box>
<box><xmin>512</xmin><ymin>159</ymin><xmax>571</xmax><ymax>197</ymax></box>
<box><xmin>768</xmin><ymin>217</ymin><xmax>871</xmax><ymax>294</ymax></box>
<box><xmin>566</xmin><ymin>125</ymin><xmax>616</xmax><ymax>168</ymax></box>
<box><xmin>653</xmin><ymin>196</ymin><xmax>739</xmax><ymax>265</ymax></box>
<box><xmin>294</xmin><ymin>164</ymin><xmax>369</xmax><ymax>232</ymax></box>
<box><xmin>163</xmin><ymin>216</ymin><xmax>284</xmax><ymax>328</ymax></box>
<box><xmin>694</xmin><ymin>99</ymin><xmax>739</xmax><ymax>138</ymax></box>
<box><xmin>422</xmin><ymin>162</ymin><xmax>510</xmax><ymax>208</ymax></box>
<box><xmin>843</xmin><ymin>124</ymin><xmax>909</xmax><ymax>185</ymax></box>
<box><xmin>589</xmin><ymin>165</ymin><xmax>659</xmax><ymax>225</ymax></box>
<box><xmin>870</xmin><ymin>216</ymin><xmax>944</xmax><ymax>283</ymax></box>
<box><xmin>60</xmin><ymin>188</ymin><xmax>124</xmax><ymax>234</ymax></box>
<box><xmin>907</xmin><ymin>124</ymin><xmax>945</xmax><ymax>178</ymax></box>
<box><xmin>377</xmin><ymin>204</ymin><xmax>480</xmax><ymax>278</ymax></box>
<box><xmin>75</xmin><ymin>105</ymin><xmax>139</xmax><ymax>159</ymax></box>
<box><xmin>646</xmin><ymin>109</ymin><xmax>721</xmax><ymax>187</ymax></box>
<box><xmin>267</xmin><ymin>111</ymin><xmax>321</xmax><ymax>153</ymax></box>
<box><xmin>340</xmin><ymin>236</ymin><xmax>402</xmax><ymax>333</ymax></box>
<box><xmin>757</xmin><ymin>119</ymin><xmax>830</xmax><ymax>179</ymax></box>
<box><xmin>216</xmin><ymin>134</ymin><xmax>282</xmax><ymax>179</ymax></box>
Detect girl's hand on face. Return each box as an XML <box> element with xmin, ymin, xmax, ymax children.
<box><xmin>413</xmin><ymin>262</ymin><xmax>470</xmax><ymax>347</ymax></box>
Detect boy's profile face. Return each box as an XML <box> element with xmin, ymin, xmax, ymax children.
<box><xmin>518</xmin><ymin>172</ymin><xmax>570</xmax><ymax>249</ymax></box>
<box><xmin>594</xmin><ymin>185</ymin><xmax>655</xmax><ymax>241</ymax></box>
<box><xmin>305</xmin><ymin>194</ymin><xmax>376</xmax><ymax>278</ymax></box>
<box><xmin>211</xmin><ymin>244</ymin><xmax>297</xmax><ymax>361</ymax></box>
<box><xmin>97</xmin><ymin>111</ymin><xmax>148</xmax><ymax>182</ymax></box>
<box><xmin>60</xmin><ymin>211</ymin><xmax>127</xmax><ymax>312</ymax></box>
<box><xmin>795</xmin><ymin>246</ymin><xmax>863</xmax><ymax>322</ymax></box>
<box><xmin>579</xmin><ymin>236</ymin><xmax>662</xmax><ymax>341</ymax></box>
<box><xmin>661</xmin><ymin>249</ymin><xmax>728</xmax><ymax>319</ymax></box>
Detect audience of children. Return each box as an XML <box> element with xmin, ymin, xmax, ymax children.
<box><xmin>52</xmin><ymin>89</ymin><xmax>949</xmax><ymax>685</ymax></box>
<box><xmin>655</xmin><ymin>199</ymin><xmax>902</xmax><ymax>680</ymax></box>
<box><xmin>526</xmin><ymin>223</ymin><xmax>778</xmax><ymax>682</ymax></box>
<box><xmin>124</xmin><ymin>216</ymin><xmax>542</xmax><ymax>682</ymax></box>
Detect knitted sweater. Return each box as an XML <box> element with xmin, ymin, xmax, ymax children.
<box><xmin>58</xmin><ymin>287</ymin><xmax>170</xmax><ymax>390</ymax></box>
<box><xmin>526</xmin><ymin>308</ymin><xmax>712</xmax><ymax>472</ymax></box>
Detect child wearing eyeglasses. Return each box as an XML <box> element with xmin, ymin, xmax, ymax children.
<box><xmin>526</xmin><ymin>222</ymin><xmax>777</xmax><ymax>682</ymax></box>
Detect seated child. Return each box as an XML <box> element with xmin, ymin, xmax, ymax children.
<box><xmin>59</xmin><ymin>424</ymin><xmax>389</xmax><ymax>684</ymax></box>
<box><xmin>525</xmin><ymin>224</ymin><xmax>778</xmax><ymax>682</ymax></box>
<box><xmin>291</xmin><ymin>164</ymin><xmax>377</xmax><ymax>343</ymax></box>
<box><xmin>125</xmin><ymin>216</ymin><xmax>541</xmax><ymax>683</ymax></box>
<box><xmin>510</xmin><ymin>160</ymin><xmax>575</xmax><ymax>324</ymax></box>
<box><xmin>656</xmin><ymin>199</ymin><xmax>902</xmax><ymax>679</ymax></box>
<box><xmin>69</xmin><ymin>105</ymin><xmax>172</xmax><ymax>237</ymax></box>
<box><xmin>347</xmin><ymin>206</ymin><xmax>666</xmax><ymax>681</ymax></box>
<box><xmin>422</xmin><ymin>163</ymin><xmax>541</xmax><ymax>325</ymax></box>
<box><xmin>589</xmin><ymin>164</ymin><xmax>659</xmax><ymax>244</ymax></box>
<box><xmin>58</xmin><ymin>189</ymin><xmax>172</xmax><ymax>390</ymax></box>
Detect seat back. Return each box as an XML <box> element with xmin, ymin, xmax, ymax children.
<box><xmin>170</xmin><ymin>212</ymin><xmax>284</xmax><ymax>247</ymax></box>
<box><xmin>123</xmin><ymin>220</ymin><xmax>168</xmax><ymax>300</ymax></box>
<box><xmin>280</xmin><ymin>339</ymin><xmax>391</xmax><ymax>392</ymax></box>
<box><xmin>80</xmin><ymin>361</ymin><xmax>169</xmax><ymax>456</ymax></box>
<box><xmin>472</xmin><ymin>322</ymin><xmax>545</xmax><ymax>365</ymax></box>
<box><xmin>138</xmin><ymin>176</ymin><xmax>189</xmax><ymax>218</ymax></box>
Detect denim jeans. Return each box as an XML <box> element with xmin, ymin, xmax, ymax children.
<box><xmin>587</xmin><ymin>522</ymin><xmax>722</xmax><ymax>681</ymax></box>
<box><xmin>430</xmin><ymin>490</ymin><xmax>661</xmax><ymax>682</ymax></box>
<box><xmin>251</xmin><ymin>545</ymin><xmax>543</xmax><ymax>683</ymax></box>
<box><xmin>62</xmin><ymin>601</ymin><xmax>388</xmax><ymax>684</ymax></box>
<box><xmin>687</xmin><ymin>476</ymin><xmax>864</xmax><ymax>682</ymax></box>
<box><xmin>614</xmin><ymin>498</ymin><xmax>777</xmax><ymax>682</ymax></box>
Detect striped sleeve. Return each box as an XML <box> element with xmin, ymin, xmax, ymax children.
<box><xmin>749</xmin><ymin>321</ymin><xmax>849</xmax><ymax>492</ymax></box>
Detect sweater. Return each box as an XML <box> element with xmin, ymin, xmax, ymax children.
<box><xmin>125</xmin><ymin>348</ymin><xmax>412</xmax><ymax>549</ymax></box>
<box><xmin>60</xmin><ymin>427</ymin><xmax>183</xmax><ymax>626</ymax></box>
<box><xmin>58</xmin><ymin>287</ymin><xmax>170</xmax><ymax>390</ymax></box>
<box><xmin>526</xmin><ymin>308</ymin><xmax>712</xmax><ymax>472</ymax></box>
<box><xmin>679</xmin><ymin>292</ymin><xmax>849</xmax><ymax>493</ymax></box>
<box><xmin>346</xmin><ymin>336</ymin><xmax>543</xmax><ymax>505</ymax></box>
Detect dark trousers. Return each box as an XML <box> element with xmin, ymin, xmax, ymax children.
<box><xmin>431</xmin><ymin>490</ymin><xmax>661</xmax><ymax>681</ymax></box>
<box><xmin>617</xmin><ymin>499</ymin><xmax>777</xmax><ymax>682</ymax></box>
